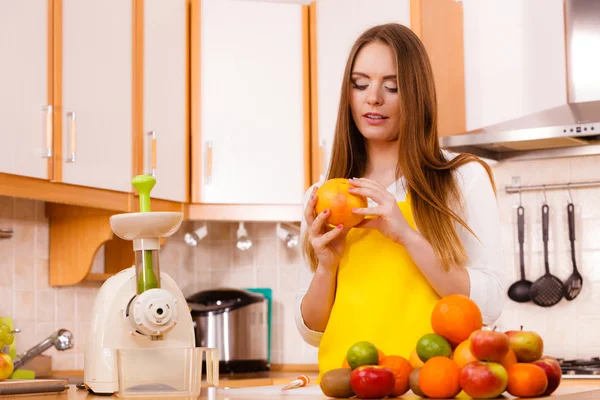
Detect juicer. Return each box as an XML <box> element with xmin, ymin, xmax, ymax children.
<box><xmin>83</xmin><ymin>175</ymin><xmax>212</xmax><ymax>396</ymax></box>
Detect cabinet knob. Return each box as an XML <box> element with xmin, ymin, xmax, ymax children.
<box><xmin>145</xmin><ymin>130</ymin><xmax>157</xmax><ymax>177</ymax></box>
<box><xmin>65</xmin><ymin>111</ymin><xmax>76</xmax><ymax>163</ymax></box>
<box><xmin>41</xmin><ymin>105</ymin><xmax>53</xmax><ymax>158</ymax></box>
<box><xmin>205</xmin><ymin>141</ymin><xmax>213</xmax><ymax>184</ymax></box>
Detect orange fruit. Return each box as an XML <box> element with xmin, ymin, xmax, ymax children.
<box><xmin>419</xmin><ymin>356</ymin><xmax>462</xmax><ymax>399</ymax></box>
<box><xmin>409</xmin><ymin>349</ymin><xmax>424</xmax><ymax>368</ymax></box>
<box><xmin>380</xmin><ymin>355</ymin><xmax>413</xmax><ymax>397</ymax></box>
<box><xmin>431</xmin><ymin>294</ymin><xmax>483</xmax><ymax>346</ymax></box>
<box><xmin>315</xmin><ymin>178</ymin><xmax>367</xmax><ymax>228</ymax></box>
<box><xmin>342</xmin><ymin>347</ymin><xmax>385</xmax><ymax>369</ymax></box>
<box><xmin>452</xmin><ymin>339</ymin><xmax>478</xmax><ymax>368</ymax></box>
<box><xmin>500</xmin><ymin>348</ymin><xmax>518</xmax><ymax>370</ymax></box>
<box><xmin>507</xmin><ymin>363</ymin><xmax>548</xmax><ymax>398</ymax></box>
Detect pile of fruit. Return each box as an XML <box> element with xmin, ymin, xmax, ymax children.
<box><xmin>0</xmin><ymin>323</ymin><xmax>14</xmax><ymax>381</ymax></box>
<box><xmin>320</xmin><ymin>294</ymin><xmax>562</xmax><ymax>399</ymax></box>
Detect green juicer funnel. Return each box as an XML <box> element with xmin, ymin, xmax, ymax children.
<box><xmin>132</xmin><ymin>175</ymin><xmax>159</xmax><ymax>293</ymax></box>
<box><xmin>109</xmin><ymin>175</ymin><xmax>183</xmax><ymax>296</ymax></box>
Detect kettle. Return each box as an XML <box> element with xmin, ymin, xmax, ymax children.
<box><xmin>186</xmin><ymin>288</ymin><xmax>270</xmax><ymax>373</ymax></box>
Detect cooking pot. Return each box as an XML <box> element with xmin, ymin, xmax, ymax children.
<box><xmin>186</xmin><ymin>288</ymin><xmax>270</xmax><ymax>373</ymax></box>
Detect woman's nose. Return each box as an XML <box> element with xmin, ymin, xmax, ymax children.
<box><xmin>366</xmin><ymin>87</ymin><xmax>383</xmax><ymax>106</ymax></box>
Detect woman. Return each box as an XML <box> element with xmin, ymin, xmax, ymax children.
<box><xmin>295</xmin><ymin>23</ymin><xmax>505</xmax><ymax>378</ymax></box>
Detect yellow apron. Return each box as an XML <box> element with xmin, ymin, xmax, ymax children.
<box><xmin>317</xmin><ymin>197</ymin><xmax>441</xmax><ymax>379</ymax></box>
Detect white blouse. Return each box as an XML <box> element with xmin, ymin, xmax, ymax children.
<box><xmin>294</xmin><ymin>151</ymin><xmax>506</xmax><ymax>348</ymax></box>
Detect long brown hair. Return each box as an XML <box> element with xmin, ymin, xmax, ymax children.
<box><xmin>303</xmin><ymin>23</ymin><xmax>496</xmax><ymax>272</ymax></box>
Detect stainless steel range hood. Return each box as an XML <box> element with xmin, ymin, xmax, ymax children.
<box><xmin>440</xmin><ymin>0</ymin><xmax>600</xmax><ymax>161</ymax></box>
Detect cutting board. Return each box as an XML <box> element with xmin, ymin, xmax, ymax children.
<box><xmin>0</xmin><ymin>379</ymin><xmax>69</xmax><ymax>396</ymax></box>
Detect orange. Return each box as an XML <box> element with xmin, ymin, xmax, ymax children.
<box><xmin>409</xmin><ymin>349</ymin><xmax>424</xmax><ymax>368</ymax></box>
<box><xmin>342</xmin><ymin>348</ymin><xmax>385</xmax><ymax>369</ymax></box>
<box><xmin>452</xmin><ymin>339</ymin><xmax>478</xmax><ymax>368</ymax></box>
<box><xmin>431</xmin><ymin>294</ymin><xmax>483</xmax><ymax>346</ymax></box>
<box><xmin>315</xmin><ymin>178</ymin><xmax>367</xmax><ymax>228</ymax></box>
<box><xmin>500</xmin><ymin>348</ymin><xmax>518</xmax><ymax>370</ymax></box>
<box><xmin>419</xmin><ymin>356</ymin><xmax>462</xmax><ymax>399</ymax></box>
<box><xmin>507</xmin><ymin>363</ymin><xmax>548</xmax><ymax>398</ymax></box>
<box><xmin>380</xmin><ymin>355</ymin><xmax>413</xmax><ymax>397</ymax></box>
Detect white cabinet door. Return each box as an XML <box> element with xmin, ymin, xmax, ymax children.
<box><xmin>462</xmin><ymin>0</ymin><xmax>567</xmax><ymax>131</ymax></box>
<box><xmin>143</xmin><ymin>0</ymin><xmax>187</xmax><ymax>202</ymax></box>
<box><xmin>62</xmin><ymin>0</ymin><xmax>132</xmax><ymax>193</ymax></box>
<box><xmin>0</xmin><ymin>0</ymin><xmax>50</xmax><ymax>179</ymax></box>
<box><xmin>198</xmin><ymin>0</ymin><xmax>306</xmax><ymax>205</ymax></box>
<box><xmin>314</xmin><ymin>0</ymin><xmax>411</xmax><ymax>184</ymax></box>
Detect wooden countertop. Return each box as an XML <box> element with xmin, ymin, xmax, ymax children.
<box><xmin>10</xmin><ymin>379</ymin><xmax>600</xmax><ymax>399</ymax></box>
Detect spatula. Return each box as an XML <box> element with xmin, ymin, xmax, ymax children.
<box><xmin>564</xmin><ymin>202</ymin><xmax>583</xmax><ymax>300</ymax></box>
<box><xmin>530</xmin><ymin>204</ymin><xmax>564</xmax><ymax>307</ymax></box>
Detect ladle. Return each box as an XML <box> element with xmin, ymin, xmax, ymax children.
<box><xmin>508</xmin><ymin>206</ymin><xmax>532</xmax><ymax>302</ymax></box>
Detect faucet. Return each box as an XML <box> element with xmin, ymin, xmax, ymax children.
<box><xmin>12</xmin><ymin>329</ymin><xmax>74</xmax><ymax>370</ymax></box>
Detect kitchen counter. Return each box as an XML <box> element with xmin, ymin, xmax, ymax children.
<box><xmin>13</xmin><ymin>379</ymin><xmax>600</xmax><ymax>399</ymax></box>
<box><xmin>51</xmin><ymin>371</ymin><xmax>321</xmax><ymax>389</ymax></box>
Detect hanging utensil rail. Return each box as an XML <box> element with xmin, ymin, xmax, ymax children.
<box><xmin>505</xmin><ymin>179</ymin><xmax>600</xmax><ymax>194</ymax></box>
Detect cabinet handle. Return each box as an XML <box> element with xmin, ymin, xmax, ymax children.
<box><xmin>205</xmin><ymin>141</ymin><xmax>213</xmax><ymax>184</ymax></box>
<box><xmin>65</xmin><ymin>111</ymin><xmax>76</xmax><ymax>163</ymax></box>
<box><xmin>145</xmin><ymin>130</ymin><xmax>156</xmax><ymax>177</ymax></box>
<box><xmin>42</xmin><ymin>105</ymin><xmax>53</xmax><ymax>158</ymax></box>
<box><xmin>319</xmin><ymin>139</ymin><xmax>326</xmax><ymax>177</ymax></box>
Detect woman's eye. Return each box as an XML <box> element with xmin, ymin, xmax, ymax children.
<box><xmin>352</xmin><ymin>83</ymin><xmax>368</xmax><ymax>90</ymax></box>
<box><xmin>385</xmin><ymin>87</ymin><xmax>398</xmax><ymax>93</ymax></box>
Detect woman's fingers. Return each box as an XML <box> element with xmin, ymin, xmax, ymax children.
<box><xmin>351</xmin><ymin>206</ymin><xmax>384</xmax><ymax>216</ymax></box>
<box><xmin>304</xmin><ymin>187</ymin><xmax>319</xmax><ymax>226</ymax></box>
<box><xmin>310</xmin><ymin>208</ymin><xmax>330</xmax><ymax>238</ymax></box>
<box><xmin>353</xmin><ymin>218</ymin><xmax>378</xmax><ymax>230</ymax></box>
<box><xmin>348</xmin><ymin>179</ymin><xmax>388</xmax><ymax>204</ymax></box>
<box><xmin>311</xmin><ymin>224</ymin><xmax>344</xmax><ymax>251</ymax></box>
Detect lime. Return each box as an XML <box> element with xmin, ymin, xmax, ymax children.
<box><xmin>416</xmin><ymin>333</ymin><xmax>452</xmax><ymax>362</ymax></box>
<box><xmin>346</xmin><ymin>341</ymin><xmax>379</xmax><ymax>369</ymax></box>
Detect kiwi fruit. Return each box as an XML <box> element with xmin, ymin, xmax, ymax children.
<box><xmin>320</xmin><ymin>368</ymin><xmax>354</xmax><ymax>398</ymax></box>
<box><xmin>409</xmin><ymin>367</ymin><xmax>428</xmax><ymax>398</ymax></box>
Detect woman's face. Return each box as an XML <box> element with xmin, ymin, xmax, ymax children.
<box><xmin>349</xmin><ymin>41</ymin><xmax>400</xmax><ymax>142</ymax></box>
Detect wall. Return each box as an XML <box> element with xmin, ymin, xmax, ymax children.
<box><xmin>0</xmin><ymin>155</ymin><xmax>598</xmax><ymax>371</ymax></box>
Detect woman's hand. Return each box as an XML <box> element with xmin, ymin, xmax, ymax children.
<box><xmin>349</xmin><ymin>178</ymin><xmax>414</xmax><ymax>244</ymax></box>
<box><xmin>305</xmin><ymin>186</ymin><xmax>349</xmax><ymax>272</ymax></box>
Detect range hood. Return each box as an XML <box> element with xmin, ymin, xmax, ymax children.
<box><xmin>440</xmin><ymin>0</ymin><xmax>600</xmax><ymax>161</ymax></box>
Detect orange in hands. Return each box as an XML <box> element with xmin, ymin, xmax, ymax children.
<box><xmin>315</xmin><ymin>178</ymin><xmax>367</xmax><ymax>228</ymax></box>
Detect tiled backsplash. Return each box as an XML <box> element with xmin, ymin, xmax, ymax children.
<box><xmin>0</xmin><ymin>155</ymin><xmax>598</xmax><ymax>371</ymax></box>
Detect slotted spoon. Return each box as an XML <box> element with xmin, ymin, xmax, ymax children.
<box><xmin>564</xmin><ymin>202</ymin><xmax>583</xmax><ymax>300</ymax></box>
<box><xmin>530</xmin><ymin>204</ymin><xmax>565</xmax><ymax>307</ymax></box>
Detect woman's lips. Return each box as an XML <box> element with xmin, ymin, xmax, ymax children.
<box><xmin>363</xmin><ymin>113</ymin><xmax>388</xmax><ymax>125</ymax></box>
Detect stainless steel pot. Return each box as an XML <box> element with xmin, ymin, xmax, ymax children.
<box><xmin>186</xmin><ymin>288</ymin><xmax>270</xmax><ymax>373</ymax></box>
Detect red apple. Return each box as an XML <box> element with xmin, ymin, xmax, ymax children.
<box><xmin>469</xmin><ymin>329</ymin><xmax>510</xmax><ymax>362</ymax></box>
<box><xmin>459</xmin><ymin>361</ymin><xmax>508</xmax><ymax>399</ymax></box>
<box><xmin>532</xmin><ymin>356</ymin><xmax>562</xmax><ymax>395</ymax></box>
<box><xmin>505</xmin><ymin>326</ymin><xmax>544</xmax><ymax>362</ymax></box>
<box><xmin>0</xmin><ymin>353</ymin><xmax>13</xmax><ymax>381</ymax></box>
<box><xmin>349</xmin><ymin>365</ymin><xmax>395</xmax><ymax>399</ymax></box>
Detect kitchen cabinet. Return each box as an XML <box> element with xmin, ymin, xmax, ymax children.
<box><xmin>191</xmin><ymin>0</ymin><xmax>310</xmax><ymax>207</ymax></box>
<box><xmin>312</xmin><ymin>0</ymin><xmax>411</xmax><ymax>184</ymax></box>
<box><xmin>462</xmin><ymin>0</ymin><xmax>567</xmax><ymax>131</ymax></box>
<box><xmin>309</xmin><ymin>0</ymin><xmax>466</xmax><ymax>184</ymax></box>
<box><xmin>60</xmin><ymin>0</ymin><xmax>133</xmax><ymax>193</ymax></box>
<box><xmin>0</xmin><ymin>0</ymin><xmax>51</xmax><ymax>180</ymax></box>
<box><xmin>142</xmin><ymin>0</ymin><xmax>188</xmax><ymax>202</ymax></box>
